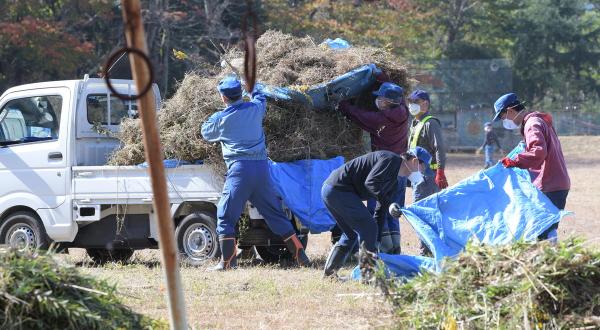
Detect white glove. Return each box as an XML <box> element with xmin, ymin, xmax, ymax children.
<box><xmin>389</xmin><ymin>203</ymin><xmax>403</xmax><ymax>218</ymax></box>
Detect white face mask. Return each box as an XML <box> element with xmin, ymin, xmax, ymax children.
<box><xmin>408</xmin><ymin>103</ymin><xmax>421</xmax><ymax>116</ymax></box>
<box><xmin>375</xmin><ymin>98</ymin><xmax>386</xmax><ymax>110</ymax></box>
<box><xmin>503</xmin><ymin>118</ymin><xmax>519</xmax><ymax>130</ymax></box>
<box><xmin>404</xmin><ymin>162</ymin><xmax>424</xmax><ymax>186</ymax></box>
<box><xmin>484</xmin><ymin>126</ymin><xmax>492</xmax><ymax>132</ymax></box>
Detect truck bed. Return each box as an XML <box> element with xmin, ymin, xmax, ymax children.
<box><xmin>72</xmin><ymin>164</ymin><xmax>223</xmax><ymax>205</ymax></box>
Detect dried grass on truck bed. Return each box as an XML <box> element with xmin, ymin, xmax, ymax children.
<box><xmin>108</xmin><ymin>30</ymin><xmax>409</xmax><ymax>175</ymax></box>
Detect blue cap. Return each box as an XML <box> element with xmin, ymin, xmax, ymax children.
<box><xmin>373</xmin><ymin>82</ymin><xmax>403</xmax><ymax>100</ymax></box>
<box><xmin>408</xmin><ymin>89</ymin><xmax>430</xmax><ymax>102</ymax></box>
<box><xmin>493</xmin><ymin>92</ymin><xmax>521</xmax><ymax>122</ymax></box>
<box><xmin>217</xmin><ymin>76</ymin><xmax>242</xmax><ymax>99</ymax></box>
<box><xmin>407</xmin><ymin>146</ymin><xmax>434</xmax><ymax>176</ymax></box>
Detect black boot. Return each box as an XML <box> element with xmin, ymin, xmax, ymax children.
<box><xmin>284</xmin><ymin>234</ymin><xmax>310</xmax><ymax>267</ymax></box>
<box><xmin>323</xmin><ymin>243</ymin><xmax>353</xmax><ymax>277</ymax></box>
<box><xmin>419</xmin><ymin>240</ymin><xmax>432</xmax><ymax>257</ymax></box>
<box><xmin>211</xmin><ymin>235</ymin><xmax>237</xmax><ymax>271</ymax></box>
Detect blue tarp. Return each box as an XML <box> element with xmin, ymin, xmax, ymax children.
<box><xmin>322</xmin><ymin>38</ymin><xmax>352</xmax><ymax>50</ymax></box>
<box><xmin>352</xmin><ymin>145</ymin><xmax>569</xmax><ymax>279</ymax></box>
<box><xmin>137</xmin><ymin>159</ymin><xmax>203</xmax><ymax>168</ymax></box>
<box><xmin>268</xmin><ymin>157</ymin><xmax>344</xmax><ymax>233</ymax></box>
<box><xmin>260</xmin><ymin>64</ymin><xmax>382</xmax><ymax>111</ymax></box>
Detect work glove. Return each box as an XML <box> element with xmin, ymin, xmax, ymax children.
<box><xmin>388</xmin><ymin>203</ymin><xmax>403</xmax><ymax>218</ymax></box>
<box><xmin>501</xmin><ymin>157</ymin><xmax>518</xmax><ymax>168</ymax></box>
<box><xmin>435</xmin><ymin>168</ymin><xmax>448</xmax><ymax>189</ymax></box>
<box><xmin>250</xmin><ymin>82</ymin><xmax>265</xmax><ymax>95</ymax></box>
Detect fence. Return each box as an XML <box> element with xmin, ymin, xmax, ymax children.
<box><xmin>411</xmin><ymin>59</ymin><xmax>600</xmax><ymax>150</ymax></box>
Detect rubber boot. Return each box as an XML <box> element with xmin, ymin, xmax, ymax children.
<box><xmin>211</xmin><ymin>235</ymin><xmax>237</xmax><ymax>271</ymax></box>
<box><xmin>323</xmin><ymin>243</ymin><xmax>353</xmax><ymax>278</ymax></box>
<box><xmin>390</xmin><ymin>233</ymin><xmax>401</xmax><ymax>255</ymax></box>
<box><xmin>419</xmin><ymin>240</ymin><xmax>432</xmax><ymax>257</ymax></box>
<box><xmin>284</xmin><ymin>233</ymin><xmax>310</xmax><ymax>267</ymax></box>
<box><xmin>379</xmin><ymin>232</ymin><xmax>394</xmax><ymax>254</ymax></box>
<box><xmin>546</xmin><ymin>229</ymin><xmax>558</xmax><ymax>245</ymax></box>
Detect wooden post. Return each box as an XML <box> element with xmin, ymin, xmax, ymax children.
<box><xmin>118</xmin><ymin>1</ymin><xmax>187</xmax><ymax>329</ymax></box>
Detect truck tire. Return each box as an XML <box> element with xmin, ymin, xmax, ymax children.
<box><xmin>86</xmin><ymin>248</ymin><xmax>134</xmax><ymax>264</ymax></box>
<box><xmin>256</xmin><ymin>235</ymin><xmax>308</xmax><ymax>264</ymax></box>
<box><xmin>175</xmin><ymin>211</ymin><xmax>219</xmax><ymax>266</ymax></box>
<box><xmin>0</xmin><ymin>211</ymin><xmax>50</xmax><ymax>251</ymax></box>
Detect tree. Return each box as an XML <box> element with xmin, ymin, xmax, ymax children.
<box><xmin>0</xmin><ymin>0</ymin><xmax>254</xmax><ymax>96</ymax></box>
<box><xmin>264</xmin><ymin>0</ymin><xmax>426</xmax><ymax>60</ymax></box>
<box><xmin>0</xmin><ymin>0</ymin><xmax>120</xmax><ymax>92</ymax></box>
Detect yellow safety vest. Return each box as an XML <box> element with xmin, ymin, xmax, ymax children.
<box><xmin>409</xmin><ymin>115</ymin><xmax>439</xmax><ymax>170</ymax></box>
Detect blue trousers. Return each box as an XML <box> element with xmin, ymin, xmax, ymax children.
<box><xmin>538</xmin><ymin>190</ymin><xmax>569</xmax><ymax>240</ymax></box>
<box><xmin>322</xmin><ymin>183</ymin><xmax>377</xmax><ymax>252</ymax></box>
<box><xmin>484</xmin><ymin>145</ymin><xmax>494</xmax><ymax>167</ymax></box>
<box><xmin>366</xmin><ymin>176</ymin><xmax>406</xmax><ymax>235</ymax></box>
<box><xmin>217</xmin><ymin>160</ymin><xmax>295</xmax><ymax>238</ymax></box>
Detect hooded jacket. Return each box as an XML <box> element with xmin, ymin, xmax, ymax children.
<box><xmin>513</xmin><ymin>112</ymin><xmax>570</xmax><ymax>192</ymax></box>
<box><xmin>339</xmin><ymin>100</ymin><xmax>409</xmax><ymax>155</ymax></box>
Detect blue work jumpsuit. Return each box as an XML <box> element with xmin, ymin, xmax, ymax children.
<box><xmin>201</xmin><ymin>92</ymin><xmax>296</xmax><ymax>238</ymax></box>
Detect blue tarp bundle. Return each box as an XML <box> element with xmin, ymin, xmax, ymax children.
<box><xmin>269</xmin><ymin>157</ymin><xmax>344</xmax><ymax>233</ymax></box>
<box><xmin>352</xmin><ymin>146</ymin><xmax>569</xmax><ymax>279</ymax></box>
<box><xmin>260</xmin><ymin>64</ymin><xmax>382</xmax><ymax>111</ymax></box>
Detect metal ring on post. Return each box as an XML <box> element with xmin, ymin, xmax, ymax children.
<box><xmin>103</xmin><ymin>47</ymin><xmax>154</xmax><ymax>101</ymax></box>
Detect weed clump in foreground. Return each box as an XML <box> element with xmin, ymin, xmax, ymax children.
<box><xmin>0</xmin><ymin>249</ymin><xmax>164</xmax><ymax>330</ymax></box>
<box><xmin>376</xmin><ymin>239</ymin><xmax>600</xmax><ymax>329</ymax></box>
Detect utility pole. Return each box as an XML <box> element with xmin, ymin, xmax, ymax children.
<box><xmin>118</xmin><ymin>1</ymin><xmax>187</xmax><ymax>329</ymax></box>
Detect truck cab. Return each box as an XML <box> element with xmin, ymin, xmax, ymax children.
<box><xmin>0</xmin><ymin>77</ymin><xmax>306</xmax><ymax>264</ymax></box>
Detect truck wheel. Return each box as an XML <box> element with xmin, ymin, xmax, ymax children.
<box><xmin>86</xmin><ymin>248</ymin><xmax>134</xmax><ymax>265</ymax></box>
<box><xmin>256</xmin><ymin>235</ymin><xmax>308</xmax><ymax>264</ymax></box>
<box><xmin>0</xmin><ymin>211</ymin><xmax>50</xmax><ymax>251</ymax></box>
<box><xmin>175</xmin><ymin>211</ymin><xmax>219</xmax><ymax>266</ymax></box>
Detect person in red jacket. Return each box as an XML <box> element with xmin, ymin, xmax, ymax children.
<box><xmin>336</xmin><ymin>82</ymin><xmax>409</xmax><ymax>254</ymax></box>
<box><xmin>493</xmin><ymin>92</ymin><xmax>570</xmax><ymax>242</ymax></box>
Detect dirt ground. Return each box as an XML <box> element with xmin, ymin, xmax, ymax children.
<box><xmin>67</xmin><ymin>136</ymin><xmax>599</xmax><ymax>329</ymax></box>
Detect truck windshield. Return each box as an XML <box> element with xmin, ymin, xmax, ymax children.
<box><xmin>0</xmin><ymin>95</ymin><xmax>62</xmax><ymax>146</ymax></box>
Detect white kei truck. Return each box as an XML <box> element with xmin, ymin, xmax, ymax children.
<box><xmin>0</xmin><ymin>76</ymin><xmax>307</xmax><ymax>264</ymax></box>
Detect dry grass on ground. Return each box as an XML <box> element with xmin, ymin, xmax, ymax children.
<box><xmin>64</xmin><ymin>135</ymin><xmax>599</xmax><ymax>329</ymax></box>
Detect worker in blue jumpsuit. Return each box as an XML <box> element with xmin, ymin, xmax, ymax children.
<box><xmin>201</xmin><ymin>76</ymin><xmax>310</xmax><ymax>271</ymax></box>
<box><xmin>321</xmin><ymin>149</ymin><xmax>432</xmax><ymax>278</ymax></box>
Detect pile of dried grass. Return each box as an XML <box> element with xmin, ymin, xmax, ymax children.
<box><xmin>0</xmin><ymin>249</ymin><xmax>164</xmax><ymax>329</ymax></box>
<box><xmin>108</xmin><ymin>30</ymin><xmax>409</xmax><ymax>173</ymax></box>
<box><xmin>376</xmin><ymin>239</ymin><xmax>600</xmax><ymax>329</ymax></box>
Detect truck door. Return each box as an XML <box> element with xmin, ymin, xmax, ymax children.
<box><xmin>0</xmin><ymin>88</ymin><xmax>70</xmax><ymax>210</ymax></box>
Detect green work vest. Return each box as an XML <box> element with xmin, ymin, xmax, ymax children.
<box><xmin>409</xmin><ymin>115</ymin><xmax>439</xmax><ymax>170</ymax></box>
